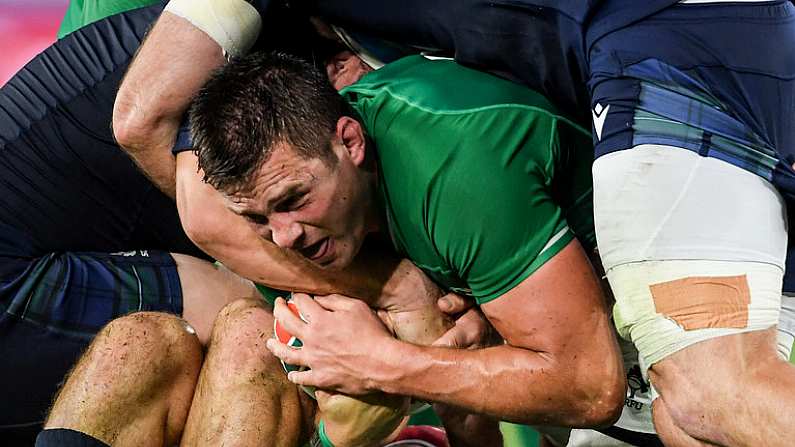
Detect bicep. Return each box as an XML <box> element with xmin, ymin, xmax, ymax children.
<box><xmin>437</xmin><ymin>159</ymin><xmax>568</xmax><ymax>302</ymax></box>
<box><xmin>479</xmin><ymin>239</ymin><xmax>626</xmax><ymax>426</ymax></box>
<box><xmin>480</xmin><ymin>238</ymin><xmax>612</xmax><ymax>355</ymax></box>
<box><xmin>115</xmin><ymin>11</ymin><xmax>224</xmax><ymax>130</ymax></box>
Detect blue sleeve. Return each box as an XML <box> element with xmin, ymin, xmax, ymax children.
<box><xmin>248</xmin><ymin>0</ymin><xmax>274</xmax><ymax>16</ymax></box>
<box><xmin>171</xmin><ymin>117</ymin><xmax>193</xmax><ymax>155</ymax></box>
<box><xmin>311</xmin><ymin>0</ymin><xmax>455</xmax><ymax>51</ymax></box>
<box><xmin>310</xmin><ymin>0</ymin><xmax>591</xmax><ymax>128</ymax></box>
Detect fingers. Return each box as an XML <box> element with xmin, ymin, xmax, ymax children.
<box><xmin>314</xmin><ymin>389</ymin><xmax>335</xmax><ymax>403</ymax></box>
<box><xmin>287</xmin><ymin>369</ymin><xmax>317</xmax><ymax>387</ymax></box>
<box><xmin>314</xmin><ymin>294</ymin><xmax>368</xmax><ymax>312</ymax></box>
<box><xmin>289</xmin><ymin>292</ymin><xmax>326</xmax><ymax>320</ymax></box>
<box><xmin>431</xmin><ymin>329</ymin><xmax>460</xmax><ymax>348</ymax></box>
<box><xmin>437</xmin><ymin>292</ymin><xmax>474</xmax><ymax>315</ymax></box>
<box><xmin>266</xmin><ymin>337</ymin><xmax>308</xmax><ymax>367</ymax></box>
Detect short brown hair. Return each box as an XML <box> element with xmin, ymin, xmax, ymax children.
<box><xmin>190</xmin><ymin>51</ymin><xmax>350</xmax><ymax>192</ymax></box>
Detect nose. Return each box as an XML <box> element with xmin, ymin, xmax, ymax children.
<box><xmin>269</xmin><ymin>214</ymin><xmax>304</xmax><ymax>249</ymax></box>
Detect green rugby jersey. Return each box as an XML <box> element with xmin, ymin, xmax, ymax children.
<box><xmin>58</xmin><ymin>0</ymin><xmax>161</xmax><ymax>38</ymax></box>
<box><xmin>342</xmin><ymin>56</ymin><xmax>594</xmax><ymax>304</ymax></box>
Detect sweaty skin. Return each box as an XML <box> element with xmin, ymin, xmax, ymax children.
<box><xmin>202</xmin><ymin>54</ymin><xmax>624</xmax><ymax>428</ymax></box>
<box><xmin>110</xmin><ymin>11</ymin><xmax>465</xmax><ymax>447</ymax></box>
<box><xmin>269</xmin><ymin>239</ymin><xmax>624</xmax><ymax>427</ymax></box>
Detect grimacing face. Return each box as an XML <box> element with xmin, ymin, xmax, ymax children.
<box><xmin>223</xmin><ymin>118</ymin><xmax>378</xmax><ymax>270</ymax></box>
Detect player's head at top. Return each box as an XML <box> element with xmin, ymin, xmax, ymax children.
<box><xmin>191</xmin><ymin>51</ymin><xmax>380</xmax><ymax>270</ymax></box>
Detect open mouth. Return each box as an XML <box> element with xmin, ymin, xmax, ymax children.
<box><xmin>300</xmin><ymin>237</ymin><xmax>330</xmax><ymax>262</ymax></box>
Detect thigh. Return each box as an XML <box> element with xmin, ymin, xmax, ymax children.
<box><xmin>593</xmin><ymin>145</ymin><xmax>787</xmax><ymax>272</ymax></box>
<box><xmin>594</xmin><ymin>145</ymin><xmax>786</xmax><ymax>367</ymax></box>
<box><xmin>174</xmin><ymin>255</ymin><xmax>262</xmax><ymax>344</ymax></box>
<box><xmin>778</xmin><ymin>294</ymin><xmax>795</xmax><ymax>361</ymax></box>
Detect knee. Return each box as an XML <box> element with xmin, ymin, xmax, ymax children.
<box><xmin>212</xmin><ymin>298</ymin><xmax>273</xmax><ymax>338</ymax></box>
<box><xmin>208</xmin><ymin>299</ymin><xmax>282</xmax><ymax>377</ymax></box>
<box><xmin>93</xmin><ymin>312</ymin><xmax>202</xmax><ymax>378</ymax></box>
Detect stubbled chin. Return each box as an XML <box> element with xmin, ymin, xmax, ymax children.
<box><xmin>324</xmin><ymin>241</ymin><xmax>359</xmax><ymax>271</ymax></box>
<box><xmin>312</xmin><ymin>256</ymin><xmax>348</xmax><ymax>271</ymax></box>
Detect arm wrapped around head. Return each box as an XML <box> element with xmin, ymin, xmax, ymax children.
<box><xmin>164</xmin><ymin>0</ymin><xmax>262</xmax><ymax>58</ymax></box>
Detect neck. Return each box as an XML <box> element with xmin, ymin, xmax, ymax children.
<box><xmin>362</xmin><ymin>169</ymin><xmax>385</xmax><ymax>234</ymax></box>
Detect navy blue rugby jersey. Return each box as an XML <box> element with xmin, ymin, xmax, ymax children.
<box><xmin>306</xmin><ymin>0</ymin><xmax>680</xmax><ymax>129</ymax></box>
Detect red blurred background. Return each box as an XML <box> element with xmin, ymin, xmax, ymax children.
<box><xmin>0</xmin><ymin>0</ymin><xmax>69</xmax><ymax>86</ymax></box>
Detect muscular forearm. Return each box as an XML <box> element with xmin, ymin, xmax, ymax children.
<box><xmin>113</xmin><ymin>12</ymin><xmax>225</xmax><ymax>198</ymax></box>
<box><xmin>176</xmin><ymin>152</ymin><xmax>437</xmax><ymax>307</ymax></box>
<box><xmin>372</xmin><ymin>340</ymin><xmax>621</xmax><ymax>428</ymax></box>
<box><xmin>184</xmin><ymin>197</ymin><xmax>426</xmax><ymax>305</ymax></box>
<box><xmin>219</xmin><ymin>235</ymin><xmax>425</xmax><ymax>306</ymax></box>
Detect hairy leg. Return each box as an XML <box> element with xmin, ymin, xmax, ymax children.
<box><xmin>181</xmin><ymin>299</ymin><xmax>311</xmax><ymax>447</ymax></box>
<box><xmin>44</xmin><ymin>312</ymin><xmax>202</xmax><ymax>447</ymax></box>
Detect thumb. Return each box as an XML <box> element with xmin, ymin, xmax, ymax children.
<box><xmin>437</xmin><ymin>293</ymin><xmax>473</xmax><ymax>315</ymax></box>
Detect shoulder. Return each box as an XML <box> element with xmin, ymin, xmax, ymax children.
<box><xmin>346</xmin><ymin>56</ymin><xmax>559</xmax><ymax>115</ymax></box>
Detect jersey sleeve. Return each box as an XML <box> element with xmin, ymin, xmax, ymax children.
<box><xmin>312</xmin><ymin>0</ymin><xmax>454</xmax><ymax>50</ymax></box>
<box><xmin>312</xmin><ymin>0</ymin><xmax>591</xmax><ymax>127</ymax></box>
<box><xmin>345</xmin><ymin>57</ymin><xmax>583</xmax><ymax>305</ymax></box>
<box><xmin>171</xmin><ymin>117</ymin><xmax>193</xmax><ymax>155</ymax></box>
<box><xmin>58</xmin><ymin>0</ymin><xmax>163</xmax><ymax>38</ymax></box>
<box><xmin>429</xmin><ymin>118</ymin><xmax>574</xmax><ymax>304</ymax></box>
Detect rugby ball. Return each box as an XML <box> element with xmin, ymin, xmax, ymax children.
<box><xmin>273</xmin><ymin>298</ymin><xmax>316</xmax><ymax>397</ymax></box>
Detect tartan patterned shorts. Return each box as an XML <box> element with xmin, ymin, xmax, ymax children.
<box><xmin>0</xmin><ymin>250</ymin><xmax>182</xmax><ymax>340</ymax></box>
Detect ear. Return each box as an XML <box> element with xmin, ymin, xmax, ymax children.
<box><xmin>326</xmin><ymin>50</ymin><xmax>372</xmax><ymax>90</ymax></box>
<box><xmin>335</xmin><ymin>116</ymin><xmax>367</xmax><ymax>166</ymax></box>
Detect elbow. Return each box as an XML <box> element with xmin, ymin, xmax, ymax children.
<box><xmin>112</xmin><ymin>90</ymin><xmax>172</xmax><ymax>151</ymax></box>
<box><xmin>572</xmin><ymin>368</ymin><xmax>626</xmax><ymax>428</ymax></box>
<box><xmin>112</xmin><ymin>92</ymin><xmax>140</xmax><ymax>148</ymax></box>
<box><xmin>578</xmin><ymin>380</ymin><xmax>625</xmax><ymax>428</ymax></box>
<box><xmin>113</xmin><ymin>99</ymin><xmax>149</xmax><ymax>150</ymax></box>
<box><xmin>182</xmin><ymin>217</ymin><xmax>208</xmax><ymax>248</ymax></box>
<box><xmin>176</xmin><ymin>186</ymin><xmax>214</xmax><ymax>250</ymax></box>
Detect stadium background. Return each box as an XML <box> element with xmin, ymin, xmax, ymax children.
<box><xmin>0</xmin><ymin>1</ymin><xmax>540</xmax><ymax>444</ymax></box>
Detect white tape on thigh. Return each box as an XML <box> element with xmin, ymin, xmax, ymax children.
<box><xmin>164</xmin><ymin>0</ymin><xmax>261</xmax><ymax>58</ymax></box>
<box><xmin>609</xmin><ymin>259</ymin><xmax>783</xmax><ymax>366</ymax></box>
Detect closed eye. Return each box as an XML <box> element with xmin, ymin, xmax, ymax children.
<box><xmin>243</xmin><ymin>213</ymin><xmax>268</xmax><ymax>226</ymax></box>
<box><xmin>275</xmin><ymin>193</ymin><xmax>307</xmax><ymax>213</ymax></box>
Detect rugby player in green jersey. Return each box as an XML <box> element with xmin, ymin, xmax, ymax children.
<box><xmin>192</xmin><ymin>51</ymin><xmax>625</xmax><ymax>430</ymax></box>
<box><xmin>33</xmin><ymin>4</ymin><xmax>457</xmax><ymax>447</ymax></box>
<box><xmin>58</xmin><ymin>0</ymin><xmax>161</xmax><ymax>37</ymax></box>
<box><xmin>40</xmin><ymin>48</ymin><xmax>624</xmax><ymax>446</ymax></box>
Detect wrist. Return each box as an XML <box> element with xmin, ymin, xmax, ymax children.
<box><xmin>369</xmin><ymin>337</ymin><xmax>412</xmax><ymax>395</ymax></box>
